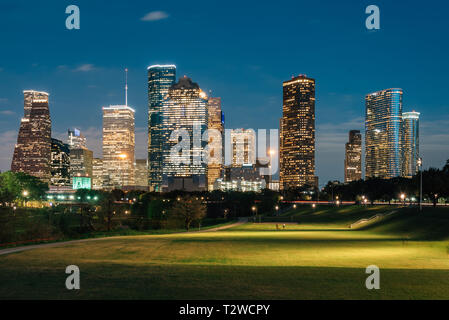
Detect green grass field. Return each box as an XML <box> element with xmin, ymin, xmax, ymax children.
<box><xmin>1</xmin><ymin>206</ymin><xmax>449</xmax><ymax>299</ymax></box>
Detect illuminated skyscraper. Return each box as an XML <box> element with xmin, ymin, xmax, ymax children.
<box><xmin>67</xmin><ymin>128</ymin><xmax>93</xmax><ymax>184</ymax></box>
<box><xmin>102</xmin><ymin>105</ymin><xmax>135</xmax><ymax>188</ymax></box>
<box><xmin>50</xmin><ymin>138</ymin><xmax>70</xmax><ymax>186</ymax></box>
<box><xmin>161</xmin><ymin>76</ymin><xmax>208</xmax><ymax>191</ymax></box>
<box><xmin>207</xmin><ymin>97</ymin><xmax>224</xmax><ymax>190</ymax></box>
<box><xmin>344</xmin><ymin>130</ymin><xmax>362</xmax><ymax>183</ymax></box>
<box><xmin>11</xmin><ymin>90</ymin><xmax>52</xmax><ymax>182</ymax></box>
<box><xmin>69</xmin><ymin>148</ymin><xmax>93</xmax><ymax>180</ymax></box>
<box><xmin>67</xmin><ymin>128</ymin><xmax>86</xmax><ymax>149</ymax></box>
<box><xmin>229</xmin><ymin>129</ymin><xmax>256</xmax><ymax>167</ymax></box>
<box><xmin>148</xmin><ymin>64</ymin><xmax>176</xmax><ymax>192</ymax></box>
<box><xmin>134</xmin><ymin>159</ymin><xmax>149</xmax><ymax>189</ymax></box>
<box><xmin>92</xmin><ymin>158</ymin><xmax>104</xmax><ymax>190</ymax></box>
<box><xmin>280</xmin><ymin>75</ymin><xmax>316</xmax><ymax>190</ymax></box>
<box><xmin>365</xmin><ymin>88</ymin><xmax>403</xmax><ymax>179</ymax></box>
<box><xmin>401</xmin><ymin>111</ymin><xmax>420</xmax><ymax>178</ymax></box>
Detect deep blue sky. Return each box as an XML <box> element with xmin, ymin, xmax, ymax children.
<box><xmin>1</xmin><ymin>0</ymin><xmax>449</xmax><ymax>186</ymax></box>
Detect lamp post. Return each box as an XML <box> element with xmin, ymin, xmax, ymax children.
<box><xmin>275</xmin><ymin>205</ymin><xmax>279</xmax><ymax>216</ymax></box>
<box><xmin>22</xmin><ymin>190</ymin><xmax>29</xmax><ymax>207</ymax></box>
<box><xmin>417</xmin><ymin>157</ymin><xmax>423</xmax><ymax>212</ymax></box>
<box><xmin>400</xmin><ymin>193</ymin><xmax>406</xmax><ymax>206</ymax></box>
<box><xmin>251</xmin><ymin>206</ymin><xmax>258</xmax><ymax>222</ymax></box>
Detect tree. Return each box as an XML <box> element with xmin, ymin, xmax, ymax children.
<box><xmin>0</xmin><ymin>171</ymin><xmax>48</xmax><ymax>205</ymax></box>
<box><xmin>169</xmin><ymin>196</ymin><xmax>206</xmax><ymax>231</ymax></box>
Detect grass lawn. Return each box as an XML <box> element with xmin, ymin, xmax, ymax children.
<box><xmin>1</xmin><ymin>206</ymin><xmax>449</xmax><ymax>299</ymax></box>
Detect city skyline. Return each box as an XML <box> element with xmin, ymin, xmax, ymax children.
<box><xmin>1</xmin><ymin>1</ymin><xmax>449</xmax><ymax>186</ymax></box>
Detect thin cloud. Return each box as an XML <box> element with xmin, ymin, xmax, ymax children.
<box><xmin>141</xmin><ymin>11</ymin><xmax>169</xmax><ymax>22</ymax></box>
<box><xmin>74</xmin><ymin>64</ymin><xmax>95</xmax><ymax>72</ymax></box>
<box><xmin>0</xmin><ymin>110</ymin><xmax>15</xmax><ymax>115</ymax></box>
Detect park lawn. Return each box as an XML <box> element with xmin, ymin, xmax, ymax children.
<box><xmin>1</xmin><ymin>211</ymin><xmax>449</xmax><ymax>300</ymax></box>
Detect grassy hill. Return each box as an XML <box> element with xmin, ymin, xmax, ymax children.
<box><xmin>1</xmin><ymin>205</ymin><xmax>449</xmax><ymax>299</ymax></box>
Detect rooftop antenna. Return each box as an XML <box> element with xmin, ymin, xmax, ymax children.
<box><xmin>125</xmin><ymin>68</ymin><xmax>128</xmax><ymax>106</ymax></box>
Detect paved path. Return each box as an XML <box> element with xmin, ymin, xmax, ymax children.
<box><xmin>0</xmin><ymin>218</ymin><xmax>248</xmax><ymax>257</ymax></box>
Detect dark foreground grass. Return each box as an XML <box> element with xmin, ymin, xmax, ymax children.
<box><xmin>1</xmin><ymin>263</ymin><xmax>448</xmax><ymax>299</ymax></box>
<box><xmin>1</xmin><ymin>206</ymin><xmax>449</xmax><ymax>300</ymax></box>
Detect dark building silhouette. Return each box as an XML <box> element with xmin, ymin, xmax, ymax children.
<box><xmin>344</xmin><ymin>130</ymin><xmax>362</xmax><ymax>183</ymax></box>
<box><xmin>50</xmin><ymin>138</ymin><xmax>70</xmax><ymax>186</ymax></box>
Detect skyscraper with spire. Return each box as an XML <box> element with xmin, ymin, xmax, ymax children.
<box><xmin>147</xmin><ymin>64</ymin><xmax>176</xmax><ymax>192</ymax></box>
<box><xmin>11</xmin><ymin>90</ymin><xmax>52</xmax><ymax>182</ymax></box>
<box><xmin>102</xmin><ymin>69</ymin><xmax>135</xmax><ymax>189</ymax></box>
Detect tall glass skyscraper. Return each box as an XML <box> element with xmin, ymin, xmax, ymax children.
<box><xmin>207</xmin><ymin>97</ymin><xmax>224</xmax><ymax>190</ymax></box>
<box><xmin>148</xmin><ymin>64</ymin><xmax>176</xmax><ymax>192</ymax></box>
<box><xmin>344</xmin><ymin>130</ymin><xmax>362</xmax><ymax>183</ymax></box>
<box><xmin>280</xmin><ymin>75</ymin><xmax>316</xmax><ymax>190</ymax></box>
<box><xmin>50</xmin><ymin>138</ymin><xmax>71</xmax><ymax>186</ymax></box>
<box><xmin>11</xmin><ymin>90</ymin><xmax>52</xmax><ymax>182</ymax></box>
<box><xmin>401</xmin><ymin>111</ymin><xmax>420</xmax><ymax>178</ymax></box>
<box><xmin>102</xmin><ymin>105</ymin><xmax>135</xmax><ymax>188</ymax></box>
<box><xmin>161</xmin><ymin>76</ymin><xmax>208</xmax><ymax>191</ymax></box>
<box><xmin>365</xmin><ymin>88</ymin><xmax>403</xmax><ymax>179</ymax></box>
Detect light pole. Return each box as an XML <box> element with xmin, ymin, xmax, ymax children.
<box><xmin>251</xmin><ymin>206</ymin><xmax>258</xmax><ymax>222</ymax></box>
<box><xmin>275</xmin><ymin>205</ymin><xmax>279</xmax><ymax>216</ymax></box>
<box><xmin>417</xmin><ymin>157</ymin><xmax>423</xmax><ymax>212</ymax></box>
<box><xmin>22</xmin><ymin>190</ymin><xmax>29</xmax><ymax>207</ymax></box>
<box><xmin>400</xmin><ymin>193</ymin><xmax>406</xmax><ymax>206</ymax></box>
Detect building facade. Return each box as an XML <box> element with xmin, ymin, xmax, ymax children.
<box><xmin>92</xmin><ymin>158</ymin><xmax>104</xmax><ymax>190</ymax></box>
<box><xmin>50</xmin><ymin>138</ymin><xmax>71</xmax><ymax>186</ymax></box>
<box><xmin>69</xmin><ymin>148</ymin><xmax>93</xmax><ymax>180</ymax></box>
<box><xmin>365</xmin><ymin>88</ymin><xmax>403</xmax><ymax>179</ymax></box>
<box><xmin>148</xmin><ymin>64</ymin><xmax>177</xmax><ymax>192</ymax></box>
<box><xmin>11</xmin><ymin>90</ymin><xmax>52</xmax><ymax>182</ymax></box>
<box><xmin>401</xmin><ymin>111</ymin><xmax>420</xmax><ymax>178</ymax></box>
<box><xmin>229</xmin><ymin>129</ymin><xmax>256</xmax><ymax>167</ymax></box>
<box><xmin>344</xmin><ymin>130</ymin><xmax>362</xmax><ymax>183</ymax></box>
<box><xmin>280</xmin><ymin>75</ymin><xmax>316</xmax><ymax>190</ymax></box>
<box><xmin>161</xmin><ymin>76</ymin><xmax>208</xmax><ymax>192</ymax></box>
<box><xmin>67</xmin><ymin>128</ymin><xmax>86</xmax><ymax>149</ymax></box>
<box><xmin>102</xmin><ymin>105</ymin><xmax>135</xmax><ymax>188</ymax></box>
<box><xmin>207</xmin><ymin>97</ymin><xmax>224</xmax><ymax>190</ymax></box>
<box><xmin>134</xmin><ymin>159</ymin><xmax>149</xmax><ymax>189</ymax></box>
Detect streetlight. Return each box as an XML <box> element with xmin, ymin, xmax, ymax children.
<box><xmin>400</xmin><ymin>193</ymin><xmax>406</xmax><ymax>206</ymax></box>
<box><xmin>252</xmin><ymin>206</ymin><xmax>258</xmax><ymax>222</ymax></box>
<box><xmin>417</xmin><ymin>157</ymin><xmax>423</xmax><ymax>212</ymax></box>
<box><xmin>293</xmin><ymin>204</ymin><xmax>297</xmax><ymax>209</ymax></box>
<box><xmin>275</xmin><ymin>205</ymin><xmax>279</xmax><ymax>215</ymax></box>
<box><xmin>22</xmin><ymin>190</ymin><xmax>29</xmax><ymax>207</ymax></box>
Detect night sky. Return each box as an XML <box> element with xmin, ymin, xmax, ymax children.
<box><xmin>1</xmin><ymin>0</ymin><xmax>448</xmax><ymax>186</ymax></box>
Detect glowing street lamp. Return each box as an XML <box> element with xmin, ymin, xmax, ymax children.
<box><xmin>22</xmin><ymin>190</ymin><xmax>29</xmax><ymax>197</ymax></box>
<box><xmin>400</xmin><ymin>193</ymin><xmax>406</xmax><ymax>206</ymax></box>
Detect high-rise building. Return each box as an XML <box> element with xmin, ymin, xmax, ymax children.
<box><xmin>229</xmin><ymin>129</ymin><xmax>256</xmax><ymax>167</ymax></box>
<box><xmin>102</xmin><ymin>105</ymin><xmax>135</xmax><ymax>188</ymax></box>
<box><xmin>148</xmin><ymin>64</ymin><xmax>176</xmax><ymax>192</ymax></box>
<box><xmin>161</xmin><ymin>76</ymin><xmax>208</xmax><ymax>191</ymax></box>
<box><xmin>134</xmin><ymin>159</ymin><xmax>149</xmax><ymax>189</ymax></box>
<box><xmin>50</xmin><ymin>138</ymin><xmax>70</xmax><ymax>186</ymax></box>
<box><xmin>68</xmin><ymin>128</ymin><xmax>86</xmax><ymax>149</ymax></box>
<box><xmin>11</xmin><ymin>90</ymin><xmax>52</xmax><ymax>182</ymax></box>
<box><xmin>69</xmin><ymin>148</ymin><xmax>93</xmax><ymax>179</ymax></box>
<box><xmin>402</xmin><ymin>111</ymin><xmax>420</xmax><ymax>178</ymax></box>
<box><xmin>280</xmin><ymin>75</ymin><xmax>316</xmax><ymax>190</ymax></box>
<box><xmin>344</xmin><ymin>130</ymin><xmax>362</xmax><ymax>183</ymax></box>
<box><xmin>207</xmin><ymin>97</ymin><xmax>224</xmax><ymax>190</ymax></box>
<box><xmin>92</xmin><ymin>158</ymin><xmax>104</xmax><ymax>190</ymax></box>
<box><xmin>365</xmin><ymin>88</ymin><xmax>403</xmax><ymax>179</ymax></box>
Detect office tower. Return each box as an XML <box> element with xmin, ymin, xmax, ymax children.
<box><xmin>11</xmin><ymin>90</ymin><xmax>52</xmax><ymax>182</ymax></box>
<box><xmin>161</xmin><ymin>76</ymin><xmax>208</xmax><ymax>191</ymax></box>
<box><xmin>50</xmin><ymin>138</ymin><xmax>70</xmax><ymax>186</ymax></box>
<box><xmin>148</xmin><ymin>64</ymin><xmax>176</xmax><ymax>192</ymax></box>
<box><xmin>344</xmin><ymin>130</ymin><xmax>362</xmax><ymax>183</ymax></box>
<box><xmin>365</xmin><ymin>88</ymin><xmax>403</xmax><ymax>179</ymax></box>
<box><xmin>280</xmin><ymin>75</ymin><xmax>316</xmax><ymax>190</ymax></box>
<box><xmin>134</xmin><ymin>159</ymin><xmax>149</xmax><ymax>189</ymax></box>
<box><xmin>69</xmin><ymin>148</ymin><xmax>93</xmax><ymax>179</ymax></box>
<box><xmin>102</xmin><ymin>105</ymin><xmax>135</xmax><ymax>188</ymax></box>
<box><xmin>230</xmin><ymin>129</ymin><xmax>256</xmax><ymax>167</ymax></box>
<box><xmin>402</xmin><ymin>111</ymin><xmax>420</xmax><ymax>178</ymax></box>
<box><xmin>67</xmin><ymin>128</ymin><xmax>86</xmax><ymax>149</ymax></box>
<box><xmin>207</xmin><ymin>97</ymin><xmax>224</xmax><ymax>190</ymax></box>
<box><xmin>92</xmin><ymin>158</ymin><xmax>104</xmax><ymax>190</ymax></box>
